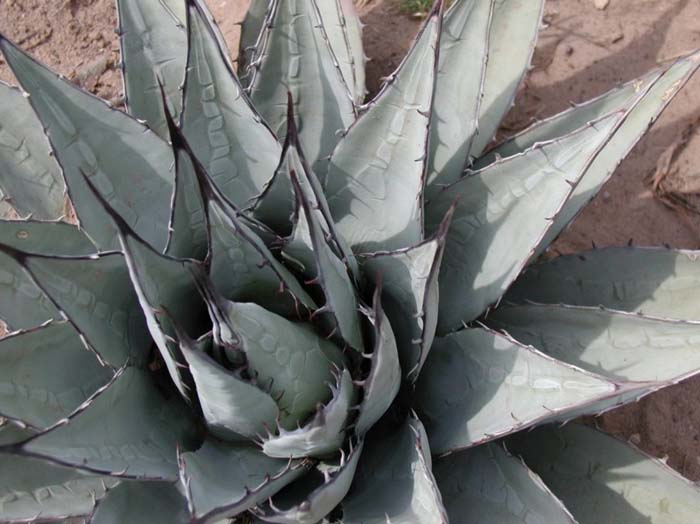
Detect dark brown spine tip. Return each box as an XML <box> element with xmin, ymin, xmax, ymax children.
<box><xmin>284</xmin><ymin>90</ymin><xmax>301</xmax><ymax>146</ymax></box>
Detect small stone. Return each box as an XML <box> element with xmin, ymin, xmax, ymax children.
<box><xmin>564</xmin><ymin>45</ymin><xmax>574</xmax><ymax>57</ymax></box>
<box><xmin>610</xmin><ymin>30</ymin><xmax>624</xmax><ymax>44</ymax></box>
<box><xmin>603</xmin><ymin>191</ymin><xmax>611</xmax><ymax>201</ymax></box>
<box><xmin>594</xmin><ymin>0</ymin><xmax>610</xmax><ymax>9</ymax></box>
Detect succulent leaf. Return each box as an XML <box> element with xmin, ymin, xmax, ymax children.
<box><xmin>164</xmin><ymin>105</ymin><xmax>209</xmax><ymax>260</ymax></box>
<box><xmin>415</xmin><ymin>326</ymin><xmax>619</xmax><ymax>454</ymax></box>
<box><xmin>162</xmin><ymin>103</ymin><xmax>318</xmax><ymax>315</ymax></box>
<box><xmin>116</xmin><ymin>0</ymin><xmax>187</xmax><ymax>140</ymax></box>
<box><xmin>289</xmin><ymin>169</ymin><xmax>363</xmax><ymax>350</ymax></box>
<box><xmin>238</xmin><ymin>0</ymin><xmax>271</xmax><ymax>85</ymax></box>
<box><xmin>354</xmin><ymin>283</ymin><xmax>401</xmax><ymax>436</ymax></box>
<box><xmin>254</xmin><ymin>441</ymin><xmax>364</xmax><ymax>524</ymax></box>
<box><xmin>179</xmin><ymin>438</ymin><xmax>311</xmax><ymax>524</ymax></box>
<box><xmin>316</xmin><ymin>0</ymin><xmax>366</xmax><ymax>105</ymax></box>
<box><xmin>117</xmin><ymin>232</ymin><xmax>203</xmax><ymax>399</ymax></box>
<box><xmin>509</xmin><ymin>423</ymin><xmax>700</xmax><ymax>524</ymax></box>
<box><xmin>425</xmin><ymin>0</ymin><xmax>493</xmax><ymax>198</ymax></box>
<box><xmin>85</xmin><ymin>177</ymin><xmax>210</xmax><ymax>402</ymax></box>
<box><xmin>341</xmin><ymin>415</ymin><xmax>447</xmax><ymax>524</ymax></box>
<box><xmin>0</xmin><ymin>321</ymin><xmax>111</xmax><ymax>433</ymax></box>
<box><xmin>0</xmin><ymin>219</ymin><xmax>95</xmax><ymax>330</ymax></box>
<box><xmin>359</xmin><ymin>205</ymin><xmax>453</xmax><ymax>380</ymax></box>
<box><xmin>262</xmin><ymin>368</ymin><xmax>356</xmax><ymax>459</ymax></box>
<box><xmin>248</xmin><ymin>0</ymin><xmax>356</xmax><ymax>173</ymax></box>
<box><xmin>428</xmin><ymin>113</ymin><xmax>620</xmax><ymax>332</ymax></box>
<box><xmin>207</xmin><ymin>196</ymin><xmax>317</xmax><ymax>317</ymax></box>
<box><xmin>221</xmin><ymin>301</ymin><xmax>346</xmax><ymax>430</ymax></box>
<box><xmin>433</xmin><ymin>443</ymin><xmax>577</xmax><ymax>524</ymax></box>
<box><xmin>0</xmin><ymin>0</ymin><xmax>698</xmax><ymax>521</ymax></box>
<box><xmin>0</xmin><ymin>455</ymin><xmax>118</xmax><ymax>522</ymax></box>
<box><xmin>0</xmin><ymin>247</ymin><xmax>150</xmax><ymax>368</ymax></box>
<box><xmin>506</xmin><ymin>246</ymin><xmax>700</xmax><ymax>321</ymax></box>
<box><xmin>260</xmin><ymin>99</ymin><xmax>359</xmax><ymax>278</ymax></box>
<box><xmin>0</xmin><ymin>35</ymin><xmax>175</xmax><ymax>251</ymax></box>
<box><xmin>178</xmin><ymin>331</ymin><xmax>280</xmax><ymax>442</ymax></box>
<box><xmin>467</xmin><ymin>0</ymin><xmax>545</xmax><ymax>157</ymax></box>
<box><xmin>90</xmin><ymin>480</ymin><xmax>189</xmax><ymax>524</ymax></box>
<box><xmin>13</xmin><ymin>368</ymin><xmax>197</xmax><ymax>481</ymax></box>
<box><xmin>182</xmin><ymin>0</ymin><xmax>282</xmax><ymax>208</ymax></box>
<box><xmin>325</xmin><ymin>5</ymin><xmax>443</xmax><ymax>253</ymax></box>
<box><xmin>0</xmin><ymin>82</ymin><xmax>65</xmax><ymax>219</ymax></box>
<box><xmin>480</xmin><ymin>51</ymin><xmax>700</xmax><ymax>258</ymax></box>
<box><xmin>489</xmin><ymin>303</ymin><xmax>700</xmax><ymax>387</ymax></box>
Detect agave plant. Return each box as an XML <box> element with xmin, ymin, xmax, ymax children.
<box><xmin>1</xmin><ymin>0</ymin><xmax>700</xmax><ymax>522</ymax></box>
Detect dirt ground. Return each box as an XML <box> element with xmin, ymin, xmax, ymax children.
<box><xmin>2</xmin><ymin>0</ymin><xmax>700</xmax><ymax>479</ymax></box>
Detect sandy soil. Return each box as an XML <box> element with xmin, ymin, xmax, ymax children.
<box><xmin>2</xmin><ymin>0</ymin><xmax>700</xmax><ymax>479</ymax></box>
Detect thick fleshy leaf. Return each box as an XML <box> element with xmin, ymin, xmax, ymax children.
<box><xmin>425</xmin><ymin>0</ymin><xmax>493</xmax><ymax>197</ymax></box>
<box><xmin>289</xmin><ymin>170</ymin><xmax>363</xmax><ymax>350</ymax></box>
<box><xmin>262</xmin><ymin>368</ymin><xmax>356</xmax><ymax>458</ymax></box>
<box><xmin>0</xmin><ymin>247</ymin><xmax>150</xmax><ymax>368</ymax></box>
<box><xmin>222</xmin><ymin>301</ymin><xmax>345</xmax><ymax>429</ymax></box>
<box><xmin>0</xmin><ymin>321</ymin><xmax>110</xmax><ymax>431</ymax></box>
<box><xmin>163</xmin><ymin>99</ymin><xmax>208</xmax><ymax>260</ymax></box>
<box><xmin>489</xmin><ymin>303</ymin><xmax>700</xmax><ymax>385</ymax></box>
<box><xmin>427</xmin><ymin>113</ymin><xmax>620</xmax><ymax>332</ymax></box>
<box><xmin>182</xmin><ymin>0</ymin><xmax>281</xmax><ymax>207</ymax></box>
<box><xmin>90</xmin><ymin>481</ymin><xmax>188</xmax><ymax>524</ymax></box>
<box><xmin>260</xmin><ymin>98</ymin><xmax>359</xmax><ymax>278</ymax></box>
<box><xmin>359</xmin><ymin>206</ymin><xmax>452</xmax><ymax>380</ymax></box>
<box><xmin>480</xmin><ymin>51</ymin><xmax>700</xmax><ymax>257</ymax></box>
<box><xmin>161</xmin><ymin>103</ymin><xmax>316</xmax><ymax>316</ymax></box>
<box><xmin>0</xmin><ymin>82</ymin><xmax>64</xmax><ymax>219</ymax></box>
<box><xmin>255</xmin><ymin>441</ymin><xmax>363</xmax><ymax>524</ymax></box>
<box><xmin>0</xmin><ymin>35</ymin><xmax>174</xmax><ymax>251</ymax></box>
<box><xmin>249</xmin><ymin>144</ymin><xmax>296</xmax><ymax>236</ymax></box>
<box><xmin>342</xmin><ymin>415</ymin><xmax>447</xmax><ymax>523</ymax></box>
<box><xmin>325</xmin><ymin>6</ymin><xmax>442</xmax><ymax>253</ymax></box>
<box><xmin>178</xmin><ymin>331</ymin><xmax>279</xmax><ymax>441</ymax></box>
<box><xmin>78</xmin><ymin>157</ymin><xmax>205</xmax><ymax>397</ymax></box>
<box><xmin>488</xmin><ymin>304</ymin><xmax>700</xmax><ymax>424</ymax></box>
<box><xmin>0</xmin><ymin>455</ymin><xmax>118</xmax><ymax>522</ymax></box>
<box><xmin>238</xmin><ymin>0</ymin><xmax>270</xmax><ymax>82</ymax></box>
<box><xmin>317</xmin><ymin>0</ymin><xmax>366</xmax><ymax>104</ymax></box>
<box><xmin>13</xmin><ymin>368</ymin><xmax>197</xmax><ymax>481</ymax></box>
<box><xmin>0</xmin><ymin>220</ymin><xmax>95</xmax><ymax>330</ymax></box>
<box><xmin>509</xmin><ymin>423</ymin><xmax>700</xmax><ymax>524</ymax></box>
<box><xmin>415</xmin><ymin>326</ymin><xmax>619</xmax><ymax>454</ymax></box>
<box><xmin>433</xmin><ymin>443</ymin><xmax>576</xmax><ymax>524</ymax></box>
<box><xmin>119</xmin><ymin>230</ymin><xmax>203</xmax><ymax>399</ymax></box>
<box><xmin>249</xmin><ymin>0</ymin><xmax>356</xmax><ymax>173</ymax></box>
<box><xmin>207</xmin><ymin>196</ymin><xmax>316</xmax><ymax>317</ymax></box>
<box><xmin>116</xmin><ymin>0</ymin><xmax>187</xmax><ymax>140</ymax></box>
<box><xmin>506</xmin><ymin>247</ymin><xmax>700</xmax><ymax>321</ymax></box>
<box><xmin>468</xmin><ymin>0</ymin><xmax>544</xmax><ymax>157</ymax></box>
<box><xmin>179</xmin><ymin>439</ymin><xmax>310</xmax><ymax>524</ymax></box>
<box><xmin>354</xmin><ymin>284</ymin><xmax>401</xmax><ymax>435</ymax></box>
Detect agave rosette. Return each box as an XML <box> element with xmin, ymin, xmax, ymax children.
<box><xmin>1</xmin><ymin>0</ymin><xmax>700</xmax><ymax>522</ymax></box>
